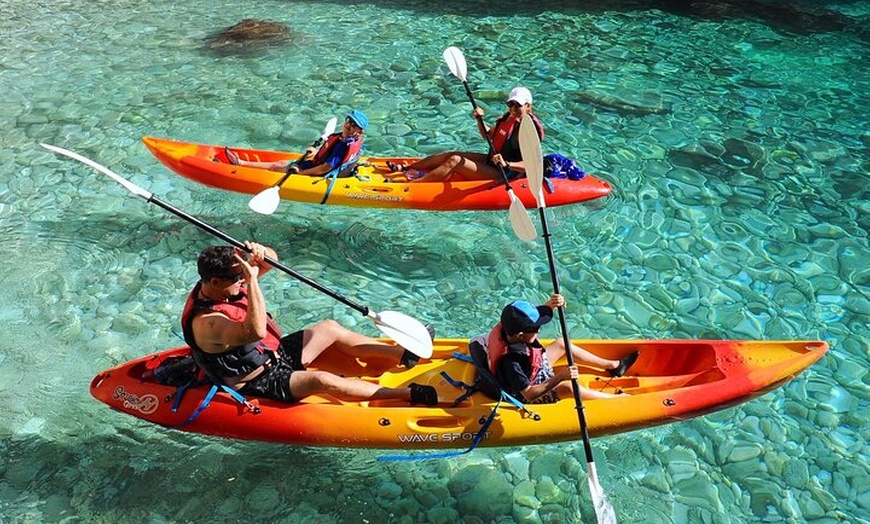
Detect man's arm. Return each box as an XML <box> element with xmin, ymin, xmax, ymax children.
<box><xmin>192</xmin><ymin>244</ymin><xmax>273</xmax><ymax>352</ymax></box>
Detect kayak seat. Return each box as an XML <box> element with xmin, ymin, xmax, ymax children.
<box><xmin>468</xmin><ymin>340</ymin><xmax>502</xmax><ymax>401</ymax></box>
<box><xmin>318</xmin><ymin>148</ymin><xmax>364</xmax><ymax>204</ymax></box>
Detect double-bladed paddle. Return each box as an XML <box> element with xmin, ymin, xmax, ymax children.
<box><xmin>248</xmin><ymin>116</ymin><xmax>339</xmax><ymax>215</ymax></box>
<box><xmin>40</xmin><ymin>143</ymin><xmax>433</xmax><ymax>359</ymax></box>
<box><xmin>518</xmin><ymin>116</ymin><xmax>618</xmax><ymax>523</ymax></box>
<box><xmin>442</xmin><ymin>46</ymin><xmax>537</xmax><ymax>242</ymax></box>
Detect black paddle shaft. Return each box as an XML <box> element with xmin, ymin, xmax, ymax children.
<box><xmin>537</xmin><ymin>207</ymin><xmax>596</xmax><ymax>463</ymax></box>
<box><xmin>147</xmin><ymin>196</ymin><xmax>370</xmax><ymax>317</ymax></box>
<box><xmin>459</xmin><ymin>81</ymin><xmax>518</xmax><ymax>194</ymax></box>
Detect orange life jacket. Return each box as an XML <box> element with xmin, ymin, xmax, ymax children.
<box><xmin>312</xmin><ymin>133</ymin><xmax>364</xmax><ymax>167</ymax></box>
<box><xmin>485</xmin><ymin>323</ymin><xmax>543</xmax><ymax>380</ymax></box>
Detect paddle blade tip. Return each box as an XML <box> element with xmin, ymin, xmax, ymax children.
<box><xmin>374</xmin><ymin>310</ymin><xmax>434</xmax><ymax>359</ymax></box>
<box><xmin>508</xmin><ymin>195</ymin><xmax>537</xmax><ymax>241</ymax></box>
<box><xmin>324</xmin><ymin>116</ymin><xmax>339</xmax><ymax>136</ymax></box>
<box><xmin>442</xmin><ymin>46</ymin><xmax>467</xmax><ymax>81</ymax></box>
<box><xmin>248</xmin><ymin>188</ymin><xmax>281</xmax><ymax>215</ymax></box>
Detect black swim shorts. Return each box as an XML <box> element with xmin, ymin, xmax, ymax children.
<box><xmin>238</xmin><ymin>331</ymin><xmax>305</xmax><ymax>403</ymax></box>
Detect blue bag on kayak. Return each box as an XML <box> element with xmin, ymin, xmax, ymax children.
<box><xmin>543</xmin><ymin>153</ymin><xmax>586</xmax><ymax>180</ymax></box>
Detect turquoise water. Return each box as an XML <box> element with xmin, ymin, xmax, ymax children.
<box><xmin>1</xmin><ymin>0</ymin><xmax>868</xmax><ymax>522</ymax></box>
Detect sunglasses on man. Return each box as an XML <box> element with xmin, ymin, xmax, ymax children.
<box><xmin>214</xmin><ymin>272</ymin><xmax>244</xmax><ymax>283</ymax></box>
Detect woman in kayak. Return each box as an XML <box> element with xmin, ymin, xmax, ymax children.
<box><xmin>386</xmin><ymin>87</ymin><xmax>543</xmax><ymax>182</ymax></box>
<box><xmin>470</xmin><ymin>294</ymin><xmax>639</xmax><ymax>403</ymax></box>
<box><xmin>180</xmin><ymin>241</ymin><xmax>437</xmax><ymax>406</ymax></box>
<box><xmin>224</xmin><ymin>110</ymin><xmax>367</xmax><ymax>177</ymax></box>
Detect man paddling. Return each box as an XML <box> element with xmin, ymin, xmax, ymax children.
<box><xmin>181</xmin><ymin>242</ymin><xmax>437</xmax><ymax>405</ymax></box>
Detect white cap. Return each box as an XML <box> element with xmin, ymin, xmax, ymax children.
<box><xmin>507</xmin><ymin>87</ymin><xmax>533</xmax><ymax>106</ymax></box>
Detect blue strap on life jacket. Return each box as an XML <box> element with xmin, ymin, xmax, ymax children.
<box><xmin>317</xmin><ymin>147</ymin><xmax>363</xmax><ymax>205</ymax></box>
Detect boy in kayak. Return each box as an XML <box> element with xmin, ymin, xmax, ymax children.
<box><xmin>470</xmin><ymin>294</ymin><xmax>638</xmax><ymax>403</ymax></box>
<box><xmin>224</xmin><ymin>110</ymin><xmax>367</xmax><ymax>176</ymax></box>
<box><xmin>180</xmin><ymin>242</ymin><xmax>437</xmax><ymax>406</ymax></box>
<box><xmin>385</xmin><ymin>87</ymin><xmax>543</xmax><ymax>182</ymax></box>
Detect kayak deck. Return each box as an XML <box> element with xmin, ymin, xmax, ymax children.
<box><xmin>90</xmin><ymin>338</ymin><xmax>827</xmax><ymax>449</ymax></box>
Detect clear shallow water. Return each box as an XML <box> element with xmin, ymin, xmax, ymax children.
<box><xmin>1</xmin><ymin>0</ymin><xmax>868</xmax><ymax>522</ymax></box>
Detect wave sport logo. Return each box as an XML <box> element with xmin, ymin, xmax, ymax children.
<box><xmin>346</xmin><ymin>193</ymin><xmax>403</xmax><ymax>202</ymax></box>
<box><xmin>112</xmin><ymin>387</ymin><xmax>159</xmax><ymax>415</ymax></box>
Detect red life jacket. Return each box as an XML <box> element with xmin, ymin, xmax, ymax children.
<box><xmin>485</xmin><ymin>323</ymin><xmax>543</xmax><ymax>380</ymax></box>
<box><xmin>312</xmin><ymin>133</ymin><xmax>364</xmax><ymax>167</ymax></box>
<box><xmin>490</xmin><ymin>113</ymin><xmax>545</xmax><ymax>155</ymax></box>
<box><xmin>180</xmin><ymin>283</ymin><xmax>282</xmax><ymax>378</ymax></box>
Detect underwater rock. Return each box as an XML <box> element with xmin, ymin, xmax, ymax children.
<box><xmin>502</xmin><ymin>451</ymin><xmax>531</xmax><ymax>482</ymax></box>
<box><xmin>513</xmin><ymin>480</ymin><xmax>540</xmax><ymax>510</ymax></box>
<box><xmin>782</xmin><ymin>459</ymin><xmax>810</xmax><ymax>487</ymax></box>
<box><xmin>511</xmin><ymin>504</ymin><xmax>540</xmax><ymax>524</ymax></box>
<box><xmin>654</xmin><ymin>1</ymin><xmax>851</xmax><ymax>35</ymax></box>
<box><xmin>208</xmin><ymin>19</ymin><xmax>291</xmax><ymax>54</ymax></box>
<box><xmin>447</xmin><ymin>464</ymin><xmax>512</xmax><ymax>520</ymax></box>
<box><xmin>666</xmin><ymin>446</ymin><xmax>700</xmax><ymax>482</ymax></box>
<box><xmin>535</xmin><ymin>476</ymin><xmax>566</xmax><ymax>505</ymax></box>
<box><xmin>721</xmin><ymin>137</ymin><xmax>764</xmax><ymax>169</ymax></box>
<box><xmin>640</xmin><ymin>465</ymin><xmax>672</xmax><ymax>493</ymax></box>
<box><xmin>576</xmin><ymin>89</ymin><xmax>668</xmax><ymax>115</ymax></box>
<box><xmin>425</xmin><ymin>506</ymin><xmax>459</xmax><ymax>524</ymax></box>
<box><xmin>528</xmin><ymin>451</ymin><xmax>565</xmax><ymax>481</ymax></box>
<box><xmin>674</xmin><ymin>471</ymin><xmax>722</xmax><ymax>512</ymax></box>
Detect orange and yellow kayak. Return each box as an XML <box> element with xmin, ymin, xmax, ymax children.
<box><xmin>90</xmin><ymin>338</ymin><xmax>826</xmax><ymax>449</ymax></box>
<box><xmin>141</xmin><ymin>136</ymin><xmax>612</xmax><ymax>211</ymax></box>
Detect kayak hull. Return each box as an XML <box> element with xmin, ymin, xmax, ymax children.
<box><xmin>90</xmin><ymin>338</ymin><xmax>827</xmax><ymax>449</ymax></box>
<box><xmin>141</xmin><ymin>136</ymin><xmax>613</xmax><ymax>211</ymax></box>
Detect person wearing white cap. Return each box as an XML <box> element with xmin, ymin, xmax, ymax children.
<box><xmin>385</xmin><ymin>86</ymin><xmax>545</xmax><ymax>182</ymax></box>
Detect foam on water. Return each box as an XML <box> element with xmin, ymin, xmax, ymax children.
<box><xmin>1</xmin><ymin>0</ymin><xmax>868</xmax><ymax>522</ymax></box>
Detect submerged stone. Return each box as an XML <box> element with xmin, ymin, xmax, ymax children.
<box><xmin>207</xmin><ymin>19</ymin><xmax>291</xmax><ymax>55</ymax></box>
<box><xmin>448</xmin><ymin>464</ymin><xmax>512</xmax><ymax>520</ymax></box>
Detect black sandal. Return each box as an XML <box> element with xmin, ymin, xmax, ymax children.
<box><xmin>609</xmin><ymin>351</ymin><xmax>640</xmax><ymax>377</ymax></box>
<box><xmin>409</xmin><ymin>383</ymin><xmax>438</xmax><ymax>406</ymax></box>
<box><xmin>386</xmin><ymin>160</ymin><xmax>407</xmax><ymax>173</ymax></box>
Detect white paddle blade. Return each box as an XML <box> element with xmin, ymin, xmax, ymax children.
<box><xmin>508</xmin><ymin>191</ymin><xmax>537</xmax><ymax>241</ymax></box>
<box><xmin>322</xmin><ymin>116</ymin><xmax>338</xmax><ymax>140</ymax></box>
<box><xmin>248</xmin><ymin>186</ymin><xmax>281</xmax><ymax>215</ymax></box>
<box><xmin>372</xmin><ymin>310</ymin><xmax>434</xmax><ymax>359</ymax></box>
<box><xmin>443</xmin><ymin>46</ymin><xmax>468</xmax><ymax>82</ymax></box>
<box><xmin>587</xmin><ymin>463</ymin><xmax>618</xmax><ymax>524</ymax></box>
<box><xmin>518</xmin><ymin>115</ymin><xmax>545</xmax><ymax>207</ymax></box>
<box><xmin>41</xmin><ymin>143</ymin><xmax>154</xmax><ymax>200</ymax></box>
